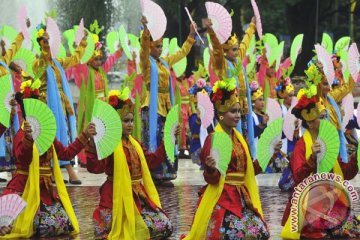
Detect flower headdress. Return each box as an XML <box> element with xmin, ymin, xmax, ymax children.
<box><xmin>108</xmin><ymin>86</ymin><xmax>134</xmax><ymax>118</ymax></box>
<box><xmin>19</xmin><ymin>79</ymin><xmax>41</xmax><ymax>99</ymax></box>
<box><xmin>249</xmin><ymin>81</ymin><xmax>263</xmax><ymax>101</ymax></box>
<box><xmin>188</xmin><ymin>78</ymin><xmax>212</xmax><ymax>101</ymax></box>
<box><xmin>275</xmin><ymin>77</ymin><xmax>295</xmax><ymax>99</ymax></box>
<box><xmin>222</xmin><ymin>33</ymin><xmax>238</xmax><ymax>50</ymax></box>
<box><xmin>210</xmin><ymin>77</ymin><xmax>239</xmax><ymax>113</ymax></box>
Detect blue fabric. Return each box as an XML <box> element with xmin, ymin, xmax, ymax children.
<box><xmin>189</xmin><ymin>114</ymin><xmax>201</xmax><ymax>154</ymax></box>
<box><xmin>327</xmin><ymin>96</ymin><xmax>348</xmax><ymax>163</ymax></box>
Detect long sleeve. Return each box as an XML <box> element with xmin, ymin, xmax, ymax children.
<box><xmin>57</xmin><ymin>39</ymin><xmax>87</xmax><ymax>70</ymax></box>
<box><xmin>102</xmin><ymin>50</ymin><xmax>122</xmax><ymax>73</ymax></box>
<box><xmin>237</xmin><ymin>23</ymin><xmax>256</xmax><ymax>60</ymax></box>
<box><xmin>339</xmin><ymin>153</ymin><xmax>358</xmax><ymax>180</ymax></box>
<box><xmin>208</xmin><ymin>28</ymin><xmax>226</xmax><ymax>79</ymax></box>
<box><xmin>140</xmin><ymin>28</ymin><xmax>151</xmax><ymax>85</ymax></box>
<box><xmin>141</xmin><ymin>141</ymin><xmax>166</xmax><ymax>170</ymax></box>
<box><xmin>0</xmin><ymin>33</ymin><xmax>24</xmax><ymax>77</ymax></box>
<box><xmin>329</xmin><ymin>75</ymin><xmax>355</xmax><ymax>103</ymax></box>
<box><xmin>86</xmin><ymin>143</ymin><xmax>107</xmax><ymax>174</ymax></box>
<box><xmin>252</xmin><ymin>160</ymin><xmax>263</xmax><ymax>175</ymax></box>
<box><xmin>53</xmin><ymin>132</ymin><xmax>88</xmax><ymax>160</ymax></box>
<box><xmin>200</xmin><ymin>134</ymin><xmax>221</xmax><ymax>184</ymax></box>
<box><xmin>163</xmin><ymin>36</ymin><xmax>195</xmax><ymax>67</ymax></box>
<box><xmin>13</xmin><ymin>130</ymin><xmax>34</xmax><ymax>167</ymax></box>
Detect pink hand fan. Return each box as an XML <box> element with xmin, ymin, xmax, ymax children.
<box><xmin>315</xmin><ymin>44</ymin><xmax>335</xmax><ymax>86</ymax></box>
<box><xmin>184</xmin><ymin>7</ymin><xmax>204</xmax><ymax>44</ymax></box>
<box><xmin>266</xmin><ymin>98</ymin><xmax>282</xmax><ymax>124</ymax></box>
<box><xmin>197</xmin><ymin>92</ymin><xmax>214</xmax><ymax>128</ymax></box>
<box><xmin>251</xmin><ymin>0</ymin><xmax>262</xmax><ymax>39</ymax></box>
<box><xmin>341</xmin><ymin>94</ymin><xmax>354</xmax><ymax>130</ymax></box>
<box><xmin>140</xmin><ymin>0</ymin><xmax>167</xmax><ymax>41</ymax></box>
<box><xmin>0</xmin><ymin>194</ymin><xmax>27</xmax><ymax>227</ymax></box>
<box><xmin>18</xmin><ymin>5</ymin><xmax>29</xmax><ymax>40</ymax></box>
<box><xmin>205</xmin><ymin>2</ymin><xmax>232</xmax><ymax>44</ymax></box>
<box><xmin>283</xmin><ymin>98</ymin><xmax>300</xmax><ymax>141</ymax></box>
<box><xmin>348</xmin><ymin>42</ymin><xmax>360</xmax><ymax>82</ymax></box>
<box><xmin>75</xmin><ymin>18</ymin><xmax>84</xmax><ymax>46</ymax></box>
<box><xmin>46</xmin><ymin>17</ymin><xmax>61</xmax><ymax>58</ymax></box>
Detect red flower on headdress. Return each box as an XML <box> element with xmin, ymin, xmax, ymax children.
<box><xmin>23</xmin><ymin>87</ymin><xmax>32</xmax><ymax>99</ymax></box>
<box><xmin>295</xmin><ymin>95</ymin><xmax>317</xmax><ymax>110</ymax></box>
<box><xmin>108</xmin><ymin>95</ymin><xmax>119</xmax><ymax>107</ymax></box>
<box><xmin>211</xmin><ymin>89</ymin><xmax>223</xmax><ymax>102</ymax></box>
<box><xmin>32</xmin><ymin>89</ymin><xmax>40</xmax><ymax>96</ymax></box>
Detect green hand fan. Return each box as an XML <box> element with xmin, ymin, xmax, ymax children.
<box><xmin>203</xmin><ymin>47</ymin><xmax>210</xmax><ymax>73</ymax></box>
<box><xmin>119</xmin><ymin>25</ymin><xmax>133</xmax><ymax>60</ymax></box>
<box><xmin>31</xmin><ymin>29</ymin><xmax>41</xmax><ymax>55</ymax></box>
<box><xmin>0</xmin><ymin>25</ymin><xmax>18</xmax><ymax>48</ymax></box>
<box><xmin>63</xmin><ymin>28</ymin><xmax>76</xmax><ymax>53</ymax></box>
<box><xmin>91</xmin><ymin>99</ymin><xmax>122</xmax><ymax>160</ymax></box>
<box><xmin>106</xmin><ymin>31</ymin><xmax>119</xmax><ymax>54</ymax></box>
<box><xmin>316</xmin><ymin>120</ymin><xmax>340</xmax><ymax>173</ymax></box>
<box><xmin>334</xmin><ymin>36</ymin><xmax>350</xmax><ymax>55</ymax></box>
<box><xmin>161</xmin><ymin>38</ymin><xmax>170</xmax><ymax>57</ymax></box>
<box><xmin>169</xmin><ymin>38</ymin><xmax>187</xmax><ymax>77</ymax></box>
<box><xmin>321</xmin><ymin>33</ymin><xmax>333</xmax><ymax>54</ymax></box>
<box><xmin>128</xmin><ymin>34</ymin><xmax>140</xmax><ymax>50</ymax></box>
<box><xmin>23</xmin><ymin>99</ymin><xmax>56</xmax><ymax>155</ymax></box>
<box><xmin>275</xmin><ymin>41</ymin><xmax>284</xmax><ymax>71</ymax></box>
<box><xmin>57</xmin><ymin>43</ymin><xmax>66</xmax><ymax>59</ymax></box>
<box><xmin>246</xmin><ymin>35</ymin><xmax>256</xmax><ymax>56</ymax></box>
<box><xmin>246</xmin><ymin>54</ymin><xmax>256</xmax><ymax>73</ymax></box>
<box><xmin>163</xmin><ymin>104</ymin><xmax>179</xmax><ymax>163</ymax></box>
<box><xmin>175</xmin><ymin>86</ymin><xmax>183</xmax><ymax>147</ymax></box>
<box><xmin>133</xmin><ymin>91</ymin><xmax>141</xmax><ymax>141</ymax></box>
<box><xmin>257</xmin><ymin>118</ymin><xmax>283</xmax><ymax>171</ymax></box>
<box><xmin>340</xmin><ymin>51</ymin><xmax>350</xmax><ymax>82</ymax></box>
<box><xmin>211</xmin><ymin>132</ymin><xmax>233</xmax><ymax>176</ymax></box>
<box><xmin>263</xmin><ymin>33</ymin><xmax>279</xmax><ymax>66</ymax></box>
<box><xmin>0</xmin><ymin>75</ymin><xmax>12</xmax><ymax>128</ymax></box>
<box><xmin>12</xmin><ymin>48</ymin><xmax>35</xmax><ymax>76</ymax></box>
<box><xmin>206</xmin><ymin>33</ymin><xmax>212</xmax><ymax>50</ymax></box>
<box><xmin>290</xmin><ymin>34</ymin><xmax>303</xmax><ymax>66</ymax></box>
<box><xmin>80</xmin><ymin>29</ymin><xmax>95</xmax><ymax>63</ymax></box>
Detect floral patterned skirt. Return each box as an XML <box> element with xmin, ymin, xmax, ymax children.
<box><xmin>33</xmin><ymin>201</ymin><xmax>74</xmax><ymax>237</ymax></box>
<box><xmin>93</xmin><ymin>198</ymin><xmax>173</xmax><ymax>239</ymax></box>
<box><xmin>206</xmin><ymin>198</ymin><xmax>270</xmax><ymax>239</ymax></box>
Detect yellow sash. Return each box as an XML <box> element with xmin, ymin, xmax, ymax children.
<box><xmin>281</xmin><ymin>131</ymin><xmax>343</xmax><ymax>239</ymax></box>
<box><xmin>1</xmin><ymin>144</ymin><xmax>79</xmax><ymax>238</ymax></box>
<box><xmin>107</xmin><ymin>135</ymin><xmax>161</xmax><ymax>240</ymax></box>
<box><xmin>184</xmin><ymin>124</ymin><xmax>263</xmax><ymax>239</ymax></box>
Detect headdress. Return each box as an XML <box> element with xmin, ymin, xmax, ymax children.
<box><xmin>210</xmin><ymin>77</ymin><xmax>239</xmax><ymax>113</ymax></box>
<box><xmin>222</xmin><ymin>33</ymin><xmax>238</xmax><ymax>50</ymax></box>
<box><xmin>15</xmin><ymin>79</ymin><xmax>42</xmax><ymax>118</ymax></box>
<box><xmin>249</xmin><ymin>81</ymin><xmax>263</xmax><ymax>101</ymax></box>
<box><xmin>89</xmin><ymin>20</ymin><xmax>103</xmax><ymax>59</ymax></box>
<box><xmin>188</xmin><ymin>78</ymin><xmax>212</xmax><ymax>103</ymax></box>
<box><xmin>36</xmin><ymin>23</ymin><xmax>47</xmax><ymax>43</ymax></box>
<box><xmin>108</xmin><ymin>87</ymin><xmax>134</xmax><ymax>118</ymax></box>
<box><xmin>275</xmin><ymin>77</ymin><xmax>295</xmax><ymax>99</ymax></box>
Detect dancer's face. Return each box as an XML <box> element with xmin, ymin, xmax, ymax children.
<box><xmin>319</xmin><ymin>78</ymin><xmax>331</xmax><ymax>97</ymax></box>
<box><xmin>122</xmin><ymin>113</ymin><xmax>134</xmax><ymax>137</ymax></box>
<box><xmin>253</xmin><ymin>96</ymin><xmax>265</xmax><ymax>111</ymax></box>
<box><xmin>219</xmin><ymin>103</ymin><xmax>241</xmax><ymax>128</ymax></box>
<box><xmin>150</xmin><ymin>44</ymin><xmax>162</xmax><ymax>59</ymax></box>
<box><xmin>89</xmin><ymin>56</ymin><xmax>102</xmax><ymax>70</ymax></box>
<box><xmin>39</xmin><ymin>32</ymin><xmax>50</xmax><ymax>50</ymax></box>
<box><xmin>225</xmin><ymin>44</ymin><xmax>239</xmax><ymax>62</ymax></box>
<box><xmin>284</xmin><ymin>91</ymin><xmax>295</xmax><ymax>107</ymax></box>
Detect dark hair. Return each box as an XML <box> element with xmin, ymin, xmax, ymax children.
<box><xmin>15</xmin><ymin>92</ymin><xmax>39</xmax><ymax>119</ymax></box>
<box><xmin>291</xmin><ymin>101</ymin><xmax>317</xmax><ymax>129</ymax></box>
<box><xmin>36</xmin><ymin>26</ymin><xmax>47</xmax><ymax>45</ymax></box>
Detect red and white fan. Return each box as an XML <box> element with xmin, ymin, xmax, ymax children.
<box><xmin>348</xmin><ymin>42</ymin><xmax>360</xmax><ymax>82</ymax></box>
<box><xmin>283</xmin><ymin>98</ymin><xmax>300</xmax><ymax>141</ymax></box>
<box><xmin>197</xmin><ymin>92</ymin><xmax>214</xmax><ymax>128</ymax></box>
<box><xmin>140</xmin><ymin>0</ymin><xmax>167</xmax><ymax>41</ymax></box>
<box><xmin>46</xmin><ymin>17</ymin><xmax>61</xmax><ymax>58</ymax></box>
<box><xmin>266</xmin><ymin>98</ymin><xmax>282</xmax><ymax>124</ymax></box>
<box><xmin>341</xmin><ymin>94</ymin><xmax>354</xmax><ymax>130</ymax></box>
<box><xmin>0</xmin><ymin>194</ymin><xmax>27</xmax><ymax>227</ymax></box>
<box><xmin>75</xmin><ymin>18</ymin><xmax>84</xmax><ymax>46</ymax></box>
<box><xmin>205</xmin><ymin>2</ymin><xmax>232</xmax><ymax>44</ymax></box>
<box><xmin>315</xmin><ymin>44</ymin><xmax>335</xmax><ymax>86</ymax></box>
<box><xmin>18</xmin><ymin>5</ymin><xmax>29</xmax><ymax>40</ymax></box>
<box><xmin>251</xmin><ymin>0</ymin><xmax>262</xmax><ymax>39</ymax></box>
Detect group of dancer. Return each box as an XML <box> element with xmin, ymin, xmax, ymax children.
<box><xmin>0</xmin><ymin>1</ymin><xmax>360</xmax><ymax>239</ymax></box>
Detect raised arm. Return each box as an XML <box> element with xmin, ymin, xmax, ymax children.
<box><xmin>58</xmin><ymin>37</ymin><xmax>88</xmax><ymax>70</ymax></box>
<box><xmin>3</xmin><ymin>33</ymin><xmax>24</xmax><ymax>65</ymax></box>
<box><xmin>140</xmin><ymin>16</ymin><xmax>151</xmax><ymax>85</ymax></box>
<box><xmin>102</xmin><ymin>49</ymin><xmax>122</xmax><ymax>73</ymax></box>
<box><xmin>238</xmin><ymin>18</ymin><xmax>256</xmax><ymax>60</ymax></box>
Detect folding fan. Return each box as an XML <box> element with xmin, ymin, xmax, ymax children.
<box><xmin>203</xmin><ymin>47</ymin><xmax>210</xmax><ymax>73</ymax></box>
<box><xmin>290</xmin><ymin>34</ymin><xmax>303</xmax><ymax>66</ymax></box>
<box><xmin>334</xmin><ymin>36</ymin><xmax>350</xmax><ymax>54</ymax></box>
<box><xmin>316</xmin><ymin>120</ymin><xmax>340</xmax><ymax>173</ymax></box>
<box><xmin>128</xmin><ymin>34</ymin><xmax>140</xmax><ymax>50</ymax></box>
<box><xmin>246</xmin><ymin>54</ymin><xmax>256</xmax><ymax>74</ymax></box>
<box><xmin>75</xmin><ymin>18</ymin><xmax>84</xmax><ymax>46</ymax></box>
<box><xmin>340</xmin><ymin>50</ymin><xmax>350</xmax><ymax>82</ymax></box>
<box><xmin>80</xmin><ymin>29</ymin><xmax>95</xmax><ymax>63</ymax></box>
<box><xmin>341</xmin><ymin>94</ymin><xmax>354</xmax><ymax>130</ymax></box>
<box><xmin>321</xmin><ymin>33</ymin><xmax>333</xmax><ymax>54</ymax></box>
<box><xmin>91</xmin><ymin>99</ymin><xmax>122</xmax><ymax>160</ymax></box>
<box><xmin>57</xmin><ymin>43</ymin><xmax>67</xmax><ymax>59</ymax></box>
<box><xmin>23</xmin><ymin>98</ymin><xmax>57</xmax><ymax>155</ymax></box>
<box><xmin>257</xmin><ymin>118</ymin><xmax>283</xmax><ymax>171</ymax></box>
<box><xmin>205</xmin><ymin>2</ymin><xmax>232</xmax><ymax>44</ymax></box>
<box><xmin>184</xmin><ymin>7</ymin><xmax>204</xmax><ymax>44</ymax></box>
<box><xmin>175</xmin><ymin>87</ymin><xmax>183</xmax><ymax>147</ymax></box>
<box><xmin>251</xmin><ymin>0</ymin><xmax>262</xmax><ymax>39</ymax></box>
<box><xmin>63</xmin><ymin>28</ymin><xmax>76</xmax><ymax>53</ymax></box>
<box><xmin>18</xmin><ymin>5</ymin><xmax>29</xmax><ymax>40</ymax></box>
<box><xmin>119</xmin><ymin>25</ymin><xmax>133</xmax><ymax>60</ymax></box>
<box><xmin>315</xmin><ymin>44</ymin><xmax>335</xmax><ymax>86</ymax></box>
<box><xmin>140</xmin><ymin>0</ymin><xmax>167</xmax><ymax>41</ymax></box>
<box><xmin>169</xmin><ymin>38</ymin><xmax>187</xmax><ymax>77</ymax></box>
<box><xmin>263</xmin><ymin>33</ymin><xmax>278</xmax><ymax>66</ymax></box>
<box><xmin>0</xmin><ymin>25</ymin><xmax>18</xmax><ymax>48</ymax></box>
<box><xmin>12</xmin><ymin>48</ymin><xmax>35</xmax><ymax>76</ymax></box>
<box><xmin>348</xmin><ymin>42</ymin><xmax>360</xmax><ymax>82</ymax></box>
<box><xmin>133</xmin><ymin>91</ymin><xmax>142</xmax><ymax>141</ymax></box>
<box><xmin>0</xmin><ymin>75</ymin><xmax>12</xmax><ymax>128</ymax></box>
<box><xmin>275</xmin><ymin>41</ymin><xmax>284</xmax><ymax>72</ymax></box>
<box><xmin>246</xmin><ymin>35</ymin><xmax>256</xmax><ymax>56</ymax></box>
<box><xmin>31</xmin><ymin>29</ymin><xmax>41</xmax><ymax>55</ymax></box>
<box><xmin>46</xmin><ymin>17</ymin><xmax>61</xmax><ymax>58</ymax></box>
<box><xmin>164</xmin><ymin>104</ymin><xmax>179</xmax><ymax>163</ymax></box>
<box><xmin>197</xmin><ymin>92</ymin><xmax>214</xmax><ymax>128</ymax></box>
<box><xmin>266</xmin><ymin>98</ymin><xmax>282</xmax><ymax>124</ymax></box>
<box><xmin>161</xmin><ymin>38</ymin><xmax>170</xmax><ymax>57</ymax></box>
<box><xmin>0</xmin><ymin>194</ymin><xmax>27</xmax><ymax>228</ymax></box>
<box><xmin>283</xmin><ymin>99</ymin><xmax>301</xmax><ymax>141</ymax></box>
<box><xmin>211</xmin><ymin>131</ymin><xmax>233</xmax><ymax>176</ymax></box>
<box><xmin>106</xmin><ymin>31</ymin><xmax>119</xmax><ymax>54</ymax></box>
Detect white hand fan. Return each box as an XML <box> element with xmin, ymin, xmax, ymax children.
<box><xmin>348</xmin><ymin>42</ymin><xmax>360</xmax><ymax>82</ymax></box>
<box><xmin>251</xmin><ymin>0</ymin><xmax>262</xmax><ymax>39</ymax></box>
<box><xmin>75</xmin><ymin>18</ymin><xmax>84</xmax><ymax>46</ymax></box>
<box><xmin>197</xmin><ymin>92</ymin><xmax>214</xmax><ymax>128</ymax></box>
<box><xmin>46</xmin><ymin>17</ymin><xmax>61</xmax><ymax>58</ymax></box>
<box><xmin>184</xmin><ymin>7</ymin><xmax>204</xmax><ymax>44</ymax></box>
<box><xmin>315</xmin><ymin>44</ymin><xmax>335</xmax><ymax>86</ymax></box>
<box><xmin>205</xmin><ymin>2</ymin><xmax>232</xmax><ymax>44</ymax></box>
<box><xmin>283</xmin><ymin>99</ymin><xmax>301</xmax><ymax>142</ymax></box>
<box><xmin>140</xmin><ymin>0</ymin><xmax>167</xmax><ymax>41</ymax></box>
<box><xmin>266</xmin><ymin>98</ymin><xmax>282</xmax><ymax>124</ymax></box>
<box><xmin>0</xmin><ymin>194</ymin><xmax>27</xmax><ymax>227</ymax></box>
<box><xmin>341</xmin><ymin>94</ymin><xmax>354</xmax><ymax>130</ymax></box>
<box><xmin>18</xmin><ymin>5</ymin><xmax>29</xmax><ymax>40</ymax></box>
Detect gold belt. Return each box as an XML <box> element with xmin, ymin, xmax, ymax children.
<box><xmin>146</xmin><ymin>84</ymin><xmax>169</xmax><ymax>93</ymax></box>
<box><xmin>192</xmin><ymin>134</ymin><xmax>199</xmax><ymax>139</ymax></box>
<box><xmin>224</xmin><ymin>172</ymin><xmax>245</xmax><ymax>186</ymax></box>
<box><xmin>16</xmin><ymin>167</ymin><xmax>52</xmax><ymax>177</ymax></box>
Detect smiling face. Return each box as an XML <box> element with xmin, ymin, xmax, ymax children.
<box><xmin>121</xmin><ymin>113</ymin><xmax>134</xmax><ymax>137</ymax></box>
<box><xmin>218</xmin><ymin>102</ymin><xmax>241</xmax><ymax>128</ymax></box>
<box><xmin>225</xmin><ymin>44</ymin><xmax>239</xmax><ymax>62</ymax></box>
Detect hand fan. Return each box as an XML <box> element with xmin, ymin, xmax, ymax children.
<box><xmin>290</xmin><ymin>34</ymin><xmax>303</xmax><ymax>66</ymax></box>
<box><xmin>119</xmin><ymin>25</ymin><xmax>133</xmax><ymax>60</ymax></box>
<box><xmin>341</xmin><ymin>94</ymin><xmax>354</xmax><ymax>130</ymax></box>
<box><xmin>57</xmin><ymin>43</ymin><xmax>66</xmax><ymax>59</ymax></box>
<box><xmin>339</xmin><ymin>50</ymin><xmax>350</xmax><ymax>82</ymax></box>
<box><xmin>106</xmin><ymin>31</ymin><xmax>119</xmax><ymax>54</ymax></box>
<box><xmin>348</xmin><ymin>43</ymin><xmax>360</xmax><ymax>82</ymax></box>
<box><xmin>266</xmin><ymin>98</ymin><xmax>282</xmax><ymax>124</ymax></box>
<box><xmin>263</xmin><ymin>33</ymin><xmax>278</xmax><ymax>66</ymax></box>
<box><xmin>23</xmin><ymin>98</ymin><xmax>56</xmax><ymax>155</ymax></box>
<box><xmin>163</xmin><ymin>104</ymin><xmax>179</xmax><ymax>163</ymax></box>
<box><xmin>128</xmin><ymin>34</ymin><xmax>140</xmax><ymax>50</ymax></box>
<box><xmin>75</xmin><ymin>18</ymin><xmax>84</xmax><ymax>46</ymax></box>
<box><xmin>203</xmin><ymin>47</ymin><xmax>210</xmax><ymax>73</ymax></box>
<box><xmin>321</xmin><ymin>32</ymin><xmax>333</xmax><ymax>54</ymax></box>
<box><xmin>257</xmin><ymin>118</ymin><xmax>283</xmax><ymax>171</ymax></box>
<box><xmin>334</xmin><ymin>36</ymin><xmax>350</xmax><ymax>54</ymax></box>
<box><xmin>205</xmin><ymin>2</ymin><xmax>232</xmax><ymax>44</ymax></box>
<box><xmin>91</xmin><ymin>99</ymin><xmax>122</xmax><ymax>160</ymax></box>
<box><xmin>175</xmin><ymin>87</ymin><xmax>183</xmax><ymax>147</ymax></box>
<box><xmin>31</xmin><ymin>29</ymin><xmax>41</xmax><ymax>55</ymax></box>
<box><xmin>12</xmin><ymin>48</ymin><xmax>35</xmax><ymax>76</ymax></box>
<box><xmin>246</xmin><ymin>35</ymin><xmax>256</xmax><ymax>56</ymax></box>
<box><xmin>184</xmin><ymin>7</ymin><xmax>204</xmax><ymax>44</ymax></box>
<box><xmin>197</xmin><ymin>92</ymin><xmax>214</xmax><ymax>128</ymax></box>
<box><xmin>316</xmin><ymin>120</ymin><xmax>340</xmax><ymax>173</ymax></box>
<box><xmin>0</xmin><ymin>75</ymin><xmax>12</xmax><ymax>128</ymax></box>
<box><xmin>80</xmin><ymin>29</ymin><xmax>95</xmax><ymax>63</ymax></box>
<box><xmin>133</xmin><ymin>91</ymin><xmax>142</xmax><ymax>141</ymax></box>
<box><xmin>283</xmin><ymin>98</ymin><xmax>301</xmax><ymax>141</ymax></box>
<box><xmin>46</xmin><ymin>17</ymin><xmax>61</xmax><ymax>58</ymax></box>
<box><xmin>63</xmin><ymin>28</ymin><xmax>76</xmax><ymax>53</ymax></box>
<box><xmin>160</xmin><ymin>38</ymin><xmax>170</xmax><ymax>57</ymax></box>
<box><xmin>140</xmin><ymin>0</ymin><xmax>167</xmax><ymax>41</ymax></box>
<box><xmin>315</xmin><ymin>44</ymin><xmax>335</xmax><ymax>86</ymax></box>
<box><xmin>169</xmin><ymin>38</ymin><xmax>187</xmax><ymax>77</ymax></box>
<box><xmin>275</xmin><ymin>41</ymin><xmax>284</xmax><ymax>71</ymax></box>
<box><xmin>18</xmin><ymin>5</ymin><xmax>29</xmax><ymax>40</ymax></box>
<box><xmin>0</xmin><ymin>194</ymin><xmax>27</xmax><ymax>227</ymax></box>
<box><xmin>246</xmin><ymin>54</ymin><xmax>256</xmax><ymax>74</ymax></box>
<box><xmin>211</xmin><ymin>131</ymin><xmax>233</xmax><ymax>176</ymax></box>
<box><xmin>0</xmin><ymin>25</ymin><xmax>18</xmax><ymax>48</ymax></box>
<box><xmin>250</xmin><ymin>0</ymin><xmax>263</xmax><ymax>39</ymax></box>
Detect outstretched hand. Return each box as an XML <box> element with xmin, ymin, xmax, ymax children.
<box><xmin>141</xmin><ymin>16</ymin><xmax>148</xmax><ymax>28</ymax></box>
<box><xmin>84</xmin><ymin>123</ymin><xmax>97</xmax><ymax>138</ymax></box>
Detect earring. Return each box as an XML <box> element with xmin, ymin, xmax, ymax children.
<box><xmin>219</xmin><ymin>116</ymin><xmax>224</xmax><ymax>120</ymax></box>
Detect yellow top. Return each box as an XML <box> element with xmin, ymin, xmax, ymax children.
<box><xmin>0</xmin><ymin>33</ymin><xmax>24</xmax><ymax>77</ymax></box>
<box><xmin>140</xmin><ymin>29</ymin><xmax>195</xmax><ymax>117</ymax></box>
<box><xmin>32</xmin><ymin>39</ymin><xmax>87</xmax><ymax>115</ymax></box>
